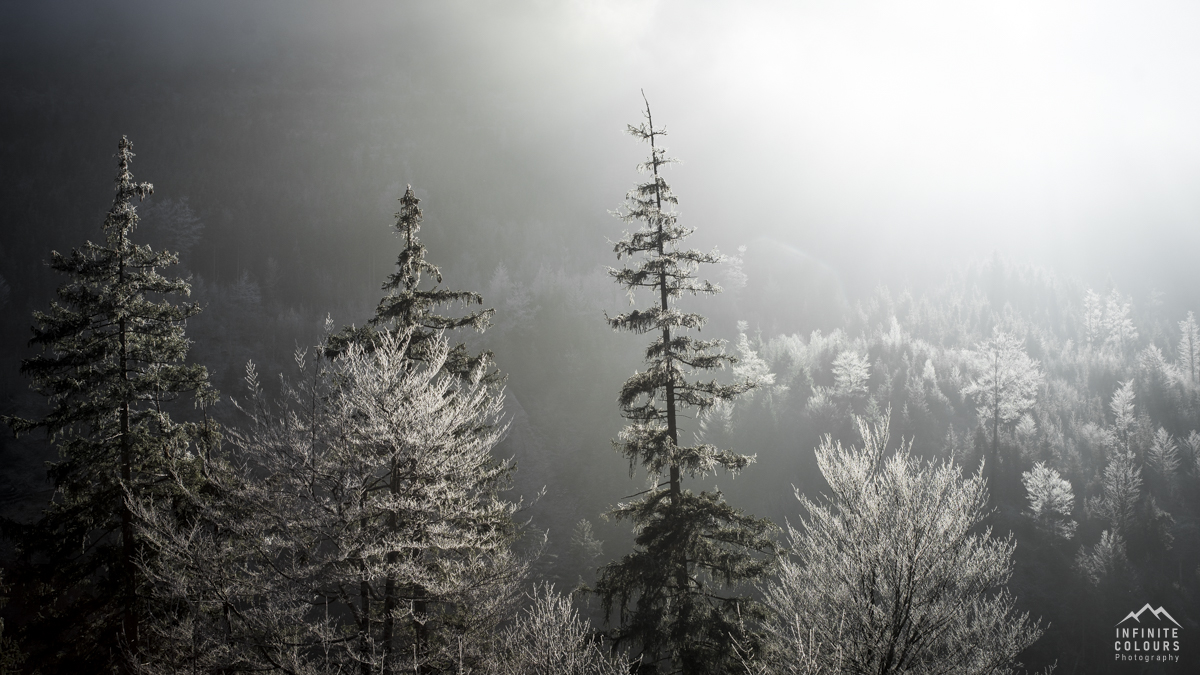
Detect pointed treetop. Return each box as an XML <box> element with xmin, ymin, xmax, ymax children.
<box><xmin>396</xmin><ymin>184</ymin><xmax>423</xmax><ymax>241</ymax></box>
<box><xmin>627</xmin><ymin>90</ymin><xmax>667</xmax><ymax>143</ymax></box>
<box><xmin>324</xmin><ymin>183</ymin><xmax>494</xmax><ymax>380</ymax></box>
<box><xmin>106</xmin><ymin>136</ymin><xmax>154</xmax><ymax>245</ymax></box>
<box><xmin>625</xmin><ymin>91</ymin><xmax>677</xmax><ymax>181</ymax></box>
<box><xmin>389</xmin><ymin>183</ymin><xmax>444</xmax><ymax>297</ymax></box>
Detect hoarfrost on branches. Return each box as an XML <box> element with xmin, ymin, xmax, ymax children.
<box><xmin>1021</xmin><ymin>463</ymin><xmax>1077</xmax><ymax>540</ymax></box>
<box><xmin>759</xmin><ymin>415</ymin><xmax>1043</xmax><ymax>675</ymax></box>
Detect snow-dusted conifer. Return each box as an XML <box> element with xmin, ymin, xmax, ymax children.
<box><xmin>4</xmin><ymin>138</ymin><xmax>216</xmax><ymax>673</ymax></box>
<box><xmin>732</xmin><ymin>322</ymin><xmax>777</xmax><ymax>391</ymax></box>
<box><xmin>1178</xmin><ymin>311</ymin><xmax>1200</xmax><ymax>384</ymax></box>
<box><xmin>1075</xmin><ymin>530</ymin><xmax>1129</xmax><ymax>587</ymax></box>
<box><xmin>1148</xmin><ymin>427</ymin><xmax>1179</xmax><ymax>477</ymax></box>
<box><xmin>831</xmin><ymin>349</ymin><xmax>869</xmax><ymax>402</ymax></box>
<box><xmin>327</xmin><ymin>185</ymin><xmax>494</xmax><ymax>379</ymax></box>
<box><xmin>1109</xmin><ymin>380</ymin><xmax>1136</xmax><ymax>454</ymax></box>
<box><xmin>1021</xmin><ymin>462</ymin><xmax>1076</xmax><ymax>540</ymax></box>
<box><xmin>962</xmin><ymin>331</ymin><xmax>1043</xmax><ymax>470</ymax></box>
<box><xmin>1082</xmin><ymin>290</ymin><xmax>1105</xmax><ymax>348</ymax></box>
<box><xmin>0</xmin><ymin>572</ymin><xmax>25</xmax><ymax>672</ymax></box>
<box><xmin>1183</xmin><ymin>431</ymin><xmax>1200</xmax><ymax>476</ymax></box>
<box><xmin>594</xmin><ymin>96</ymin><xmax>777</xmax><ymax>674</ymax></box>
<box><xmin>1088</xmin><ymin>450</ymin><xmax>1142</xmax><ymax>538</ymax></box>
<box><xmin>1146</xmin><ymin>427</ymin><xmax>1180</xmax><ymax>502</ymax></box>
<box><xmin>570</xmin><ymin>519</ymin><xmax>605</xmax><ymax>569</ymax></box>
<box><xmin>1103</xmin><ymin>290</ymin><xmax>1137</xmax><ymax>354</ymax></box>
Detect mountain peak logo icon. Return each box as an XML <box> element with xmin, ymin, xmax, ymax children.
<box><xmin>1116</xmin><ymin>604</ymin><xmax>1181</xmax><ymax>628</ymax></box>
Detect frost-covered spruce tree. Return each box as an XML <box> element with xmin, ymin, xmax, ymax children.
<box><xmin>594</xmin><ymin>96</ymin><xmax>777</xmax><ymax>675</ymax></box>
<box><xmin>327</xmin><ymin>185</ymin><xmax>494</xmax><ymax>379</ymax></box>
<box><xmin>4</xmin><ymin>137</ymin><xmax>216</xmax><ymax>673</ymax></box>
<box><xmin>137</xmin><ymin>328</ymin><xmax>520</xmax><ymax>674</ymax></box>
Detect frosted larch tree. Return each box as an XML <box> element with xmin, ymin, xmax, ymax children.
<box><xmin>963</xmin><ymin>330</ymin><xmax>1043</xmax><ymax>472</ymax></box>
<box><xmin>831</xmin><ymin>349</ymin><xmax>870</xmax><ymax>403</ymax></box>
<box><xmin>1021</xmin><ymin>462</ymin><xmax>1077</xmax><ymax>540</ymax></box>
<box><xmin>759</xmin><ymin>416</ymin><xmax>1042</xmax><ymax>675</ymax></box>
<box><xmin>494</xmin><ymin>585</ymin><xmax>631</xmax><ymax>675</ymax></box>
<box><xmin>136</xmin><ymin>329</ymin><xmax>520</xmax><ymax>674</ymax></box>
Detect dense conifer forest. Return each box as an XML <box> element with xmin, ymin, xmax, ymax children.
<box><xmin>2</xmin><ymin>2</ymin><xmax>1199</xmax><ymax>674</ymax></box>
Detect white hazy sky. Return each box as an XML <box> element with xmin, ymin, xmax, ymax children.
<box><xmin>534</xmin><ymin>0</ymin><xmax>1200</xmax><ymax>291</ymax></box>
<box><xmin>324</xmin><ymin>0</ymin><xmax>1198</xmax><ymax>295</ymax></box>
<box><xmin>11</xmin><ymin>0</ymin><xmax>1200</xmax><ymax>298</ymax></box>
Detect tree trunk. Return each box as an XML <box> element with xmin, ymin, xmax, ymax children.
<box><xmin>119</xmin><ymin>256</ymin><xmax>138</xmax><ymax>670</ymax></box>
<box><xmin>382</xmin><ymin>462</ymin><xmax>399</xmax><ymax>675</ymax></box>
<box><xmin>991</xmin><ymin>354</ymin><xmax>1000</xmax><ymax>477</ymax></box>
<box><xmin>992</xmin><ymin>403</ymin><xmax>999</xmax><ymax>473</ymax></box>
<box><xmin>361</xmin><ymin>515</ymin><xmax>372</xmax><ymax>675</ymax></box>
<box><xmin>647</xmin><ymin>100</ymin><xmax>692</xmax><ymax>674</ymax></box>
<box><xmin>414</xmin><ymin>592</ymin><xmax>427</xmax><ymax>675</ymax></box>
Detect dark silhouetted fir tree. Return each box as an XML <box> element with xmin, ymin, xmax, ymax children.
<box><xmin>3</xmin><ymin>137</ymin><xmax>216</xmax><ymax>674</ymax></box>
<box><xmin>594</xmin><ymin>96</ymin><xmax>778</xmax><ymax>675</ymax></box>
